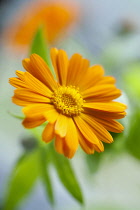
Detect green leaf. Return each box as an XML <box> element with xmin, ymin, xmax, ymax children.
<box><xmin>124</xmin><ymin>62</ymin><xmax>140</xmax><ymax>99</ymax></box>
<box><xmin>50</xmin><ymin>145</ymin><xmax>84</xmax><ymax>204</ymax></box>
<box><xmin>109</xmin><ymin>132</ymin><xmax>125</xmax><ymax>154</ymax></box>
<box><xmin>86</xmin><ymin>152</ymin><xmax>102</xmax><ymax>174</ymax></box>
<box><xmin>30</xmin><ymin>127</ymin><xmax>54</xmax><ymax>204</ymax></box>
<box><xmin>30</xmin><ymin>26</ymin><xmax>54</xmax><ymax>75</ymax></box>
<box><xmin>126</xmin><ymin>110</ymin><xmax>140</xmax><ymax>160</ymax></box>
<box><xmin>86</xmin><ymin>132</ymin><xmax>125</xmax><ymax>174</ymax></box>
<box><xmin>3</xmin><ymin>150</ymin><xmax>40</xmax><ymax>210</ymax></box>
<box><xmin>8</xmin><ymin>111</ymin><xmax>24</xmax><ymax>120</ymax></box>
<box><xmin>39</xmin><ymin>146</ymin><xmax>54</xmax><ymax>204</ymax></box>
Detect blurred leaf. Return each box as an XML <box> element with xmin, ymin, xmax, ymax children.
<box><xmin>8</xmin><ymin>111</ymin><xmax>24</xmax><ymax>120</ymax></box>
<box><xmin>86</xmin><ymin>152</ymin><xmax>102</xmax><ymax>174</ymax></box>
<box><xmin>0</xmin><ymin>200</ymin><xmax>3</xmax><ymax>210</ymax></box>
<box><xmin>3</xmin><ymin>150</ymin><xmax>39</xmax><ymax>210</ymax></box>
<box><xmin>123</xmin><ymin>62</ymin><xmax>140</xmax><ymax>99</ymax></box>
<box><xmin>27</xmin><ymin>128</ymin><xmax>54</xmax><ymax>204</ymax></box>
<box><xmin>30</xmin><ymin>26</ymin><xmax>54</xmax><ymax>74</ymax></box>
<box><xmin>50</xmin><ymin>145</ymin><xmax>84</xmax><ymax>204</ymax></box>
<box><xmin>39</xmin><ymin>146</ymin><xmax>54</xmax><ymax>204</ymax></box>
<box><xmin>110</xmin><ymin>132</ymin><xmax>125</xmax><ymax>153</ymax></box>
<box><xmin>86</xmin><ymin>132</ymin><xmax>125</xmax><ymax>174</ymax></box>
<box><xmin>126</xmin><ymin>110</ymin><xmax>140</xmax><ymax>160</ymax></box>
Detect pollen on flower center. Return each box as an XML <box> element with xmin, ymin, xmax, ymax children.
<box><xmin>51</xmin><ymin>86</ymin><xmax>84</xmax><ymax>116</ymax></box>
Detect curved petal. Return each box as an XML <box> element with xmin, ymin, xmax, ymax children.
<box><xmin>23</xmin><ymin>103</ymin><xmax>59</xmax><ymax>126</ymax></box>
<box><xmin>12</xmin><ymin>97</ymin><xmax>30</xmax><ymax>106</ymax></box>
<box><xmin>13</xmin><ymin>88</ymin><xmax>50</xmax><ymax>106</ymax></box>
<box><xmin>94</xmin><ymin>118</ymin><xmax>124</xmax><ymax>133</ymax></box>
<box><xmin>96</xmin><ymin>76</ymin><xmax>116</xmax><ymax>85</ymax></box>
<box><xmin>85</xmin><ymin>90</ymin><xmax>121</xmax><ymax>102</ymax></box>
<box><xmin>16</xmin><ymin>70</ymin><xmax>25</xmax><ymax>81</ymax></box>
<box><xmin>81</xmin><ymin>113</ymin><xmax>113</xmax><ymax>143</ymax></box>
<box><xmin>83</xmin><ymin>102</ymin><xmax>127</xmax><ymax>120</ymax></box>
<box><xmin>55</xmin><ymin>135</ymin><xmax>65</xmax><ymax>155</ymax></box>
<box><xmin>9</xmin><ymin>77</ymin><xmax>26</xmax><ymax>88</ymax></box>
<box><xmin>44</xmin><ymin>108</ymin><xmax>59</xmax><ymax>124</ymax></box>
<box><xmin>24</xmin><ymin>72</ymin><xmax>52</xmax><ymax>98</ymax></box>
<box><xmin>55</xmin><ymin>133</ymin><xmax>77</xmax><ymax>159</ymax></box>
<box><xmin>66</xmin><ymin>53</ymin><xmax>89</xmax><ymax>87</ymax></box>
<box><xmin>77</xmin><ymin>129</ymin><xmax>95</xmax><ymax>154</ymax></box>
<box><xmin>23</xmin><ymin>54</ymin><xmax>58</xmax><ymax>90</ymax></box>
<box><xmin>82</xmin><ymin>84</ymin><xmax>121</xmax><ymax>101</ymax></box>
<box><xmin>22</xmin><ymin>58</ymin><xmax>34</xmax><ymax>76</ymax></box>
<box><xmin>50</xmin><ymin>48</ymin><xmax>59</xmax><ymax>75</ymax></box>
<box><xmin>22</xmin><ymin>115</ymin><xmax>45</xmax><ymax>128</ymax></box>
<box><xmin>84</xmin><ymin>101</ymin><xmax>127</xmax><ymax>113</ymax></box>
<box><xmin>63</xmin><ymin>142</ymin><xmax>77</xmax><ymax>158</ymax></box>
<box><xmin>79</xmin><ymin>65</ymin><xmax>104</xmax><ymax>91</ymax></box>
<box><xmin>84</xmin><ymin>108</ymin><xmax>126</xmax><ymax>120</ymax></box>
<box><xmin>9</xmin><ymin>71</ymin><xmax>27</xmax><ymax>88</ymax></box>
<box><xmin>55</xmin><ymin>114</ymin><xmax>68</xmax><ymax>137</ymax></box>
<box><xmin>63</xmin><ymin>118</ymin><xmax>79</xmax><ymax>158</ymax></box>
<box><xmin>74</xmin><ymin>116</ymin><xmax>104</xmax><ymax>152</ymax></box>
<box><xmin>22</xmin><ymin>104</ymin><xmax>54</xmax><ymax>117</ymax></box>
<box><xmin>51</xmin><ymin>48</ymin><xmax>69</xmax><ymax>85</ymax></box>
<box><xmin>42</xmin><ymin>123</ymin><xmax>55</xmax><ymax>143</ymax></box>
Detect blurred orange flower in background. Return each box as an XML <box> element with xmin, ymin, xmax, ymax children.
<box><xmin>3</xmin><ymin>0</ymin><xmax>78</xmax><ymax>51</ymax></box>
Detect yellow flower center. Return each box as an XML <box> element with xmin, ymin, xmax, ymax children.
<box><xmin>51</xmin><ymin>86</ymin><xmax>84</xmax><ymax>116</ymax></box>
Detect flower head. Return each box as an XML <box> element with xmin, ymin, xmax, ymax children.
<box><xmin>4</xmin><ymin>0</ymin><xmax>78</xmax><ymax>51</ymax></box>
<box><xmin>9</xmin><ymin>48</ymin><xmax>127</xmax><ymax>158</ymax></box>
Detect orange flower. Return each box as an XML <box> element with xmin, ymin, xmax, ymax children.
<box><xmin>4</xmin><ymin>0</ymin><xmax>78</xmax><ymax>50</ymax></box>
<box><xmin>9</xmin><ymin>48</ymin><xmax>127</xmax><ymax>158</ymax></box>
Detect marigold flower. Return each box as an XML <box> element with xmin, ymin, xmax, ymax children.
<box><xmin>4</xmin><ymin>0</ymin><xmax>78</xmax><ymax>50</ymax></box>
<box><xmin>9</xmin><ymin>48</ymin><xmax>127</xmax><ymax>158</ymax></box>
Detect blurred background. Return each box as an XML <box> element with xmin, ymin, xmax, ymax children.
<box><xmin>0</xmin><ymin>0</ymin><xmax>140</xmax><ymax>209</ymax></box>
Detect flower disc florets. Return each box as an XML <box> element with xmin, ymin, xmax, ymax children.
<box><xmin>51</xmin><ymin>86</ymin><xmax>84</xmax><ymax>116</ymax></box>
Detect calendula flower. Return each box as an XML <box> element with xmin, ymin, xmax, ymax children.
<box><xmin>9</xmin><ymin>48</ymin><xmax>127</xmax><ymax>158</ymax></box>
<box><xmin>4</xmin><ymin>0</ymin><xmax>78</xmax><ymax>51</ymax></box>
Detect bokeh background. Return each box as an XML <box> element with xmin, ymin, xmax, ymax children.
<box><xmin>0</xmin><ymin>0</ymin><xmax>140</xmax><ymax>209</ymax></box>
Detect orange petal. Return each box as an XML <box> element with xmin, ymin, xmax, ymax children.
<box><xmin>82</xmin><ymin>84</ymin><xmax>121</xmax><ymax>101</ymax></box>
<box><xmin>22</xmin><ymin>104</ymin><xmax>54</xmax><ymax>117</ymax></box>
<box><xmin>12</xmin><ymin>97</ymin><xmax>30</xmax><ymax>106</ymax></box>
<box><xmin>42</xmin><ymin>123</ymin><xmax>54</xmax><ymax>143</ymax></box>
<box><xmin>66</xmin><ymin>53</ymin><xmax>89</xmax><ymax>87</ymax></box>
<box><xmin>44</xmin><ymin>108</ymin><xmax>59</xmax><ymax>124</ymax></box>
<box><xmin>94</xmin><ymin>118</ymin><xmax>124</xmax><ymax>133</ymax></box>
<box><xmin>55</xmin><ymin>135</ymin><xmax>77</xmax><ymax>158</ymax></box>
<box><xmin>81</xmin><ymin>113</ymin><xmax>113</xmax><ymax>143</ymax></box>
<box><xmin>63</xmin><ymin>118</ymin><xmax>79</xmax><ymax>158</ymax></box>
<box><xmin>55</xmin><ymin>114</ymin><xmax>68</xmax><ymax>137</ymax></box>
<box><xmin>13</xmin><ymin>88</ymin><xmax>50</xmax><ymax>106</ymax></box>
<box><xmin>77</xmin><ymin>129</ymin><xmax>95</xmax><ymax>154</ymax></box>
<box><xmin>22</xmin><ymin>114</ymin><xmax>45</xmax><ymax>128</ymax></box>
<box><xmin>23</xmin><ymin>54</ymin><xmax>58</xmax><ymax>90</ymax></box>
<box><xmin>24</xmin><ymin>72</ymin><xmax>52</xmax><ymax>98</ymax></box>
<box><xmin>84</xmin><ymin>108</ymin><xmax>126</xmax><ymax>120</ymax></box>
<box><xmin>79</xmin><ymin>65</ymin><xmax>104</xmax><ymax>91</ymax></box>
<box><xmin>15</xmin><ymin>70</ymin><xmax>25</xmax><ymax>81</ymax></box>
<box><xmin>86</xmin><ymin>90</ymin><xmax>121</xmax><ymax>102</ymax></box>
<box><xmin>74</xmin><ymin>116</ymin><xmax>104</xmax><ymax>152</ymax></box>
<box><xmin>84</xmin><ymin>101</ymin><xmax>127</xmax><ymax>113</ymax></box>
<box><xmin>50</xmin><ymin>48</ymin><xmax>59</xmax><ymax>77</ymax></box>
<box><xmin>55</xmin><ymin>135</ymin><xmax>67</xmax><ymax>155</ymax></box>
<box><xmin>97</xmin><ymin>76</ymin><xmax>116</xmax><ymax>85</ymax></box>
<box><xmin>51</xmin><ymin>48</ymin><xmax>69</xmax><ymax>85</ymax></box>
<box><xmin>9</xmin><ymin>77</ymin><xmax>26</xmax><ymax>88</ymax></box>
